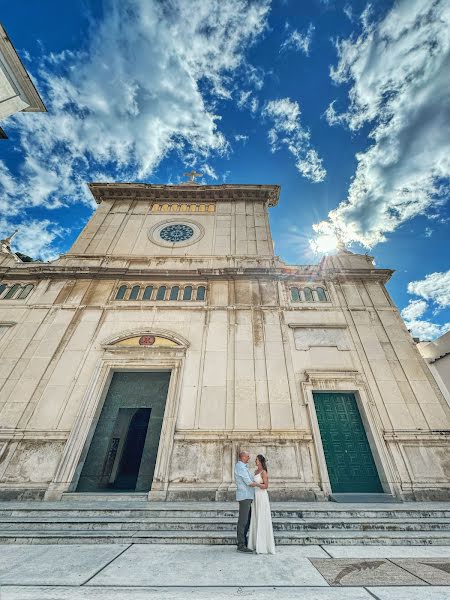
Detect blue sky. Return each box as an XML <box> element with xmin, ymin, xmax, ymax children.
<box><xmin>0</xmin><ymin>0</ymin><xmax>449</xmax><ymax>339</ymax></box>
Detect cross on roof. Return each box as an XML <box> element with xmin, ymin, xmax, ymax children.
<box><xmin>183</xmin><ymin>170</ymin><xmax>203</xmax><ymax>183</ymax></box>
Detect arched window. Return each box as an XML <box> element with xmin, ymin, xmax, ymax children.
<box><xmin>316</xmin><ymin>287</ymin><xmax>327</xmax><ymax>302</ymax></box>
<box><xmin>303</xmin><ymin>287</ymin><xmax>313</xmax><ymax>302</ymax></box>
<box><xmin>115</xmin><ymin>285</ymin><xmax>127</xmax><ymax>300</ymax></box>
<box><xmin>4</xmin><ymin>284</ymin><xmax>21</xmax><ymax>299</ymax></box>
<box><xmin>169</xmin><ymin>286</ymin><xmax>179</xmax><ymax>301</ymax></box>
<box><xmin>0</xmin><ymin>284</ymin><xmax>7</xmax><ymax>297</ymax></box>
<box><xmin>17</xmin><ymin>284</ymin><xmax>34</xmax><ymax>299</ymax></box>
<box><xmin>183</xmin><ymin>285</ymin><xmax>192</xmax><ymax>301</ymax></box>
<box><xmin>196</xmin><ymin>286</ymin><xmax>206</xmax><ymax>301</ymax></box>
<box><xmin>129</xmin><ymin>285</ymin><xmax>140</xmax><ymax>300</ymax></box>
<box><xmin>290</xmin><ymin>287</ymin><xmax>300</xmax><ymax>302</ymax></box>
<box><xmin>142</xmin><ymin>285</ymin><xmax>153</xmax><ymax>300</ymax></box>
<box><xmin>156</xmin><ymin>286</ymin><xmax>166</xmax><ymax>300</ymax></box>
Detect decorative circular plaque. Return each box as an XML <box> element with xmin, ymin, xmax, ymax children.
<box><xmin>149</xmin><ymin>219</ymin><xmax>204</xmax><ymax>248</ymax></box>
<box><xmin>139</xmin><ymin>335</ymin><xmax>155</xmax><ymax>346</ymax></box>
<box><xmin>160</xmin><ymin>224</ymin><xmax>194</xmax><ymax>242</ymax></box>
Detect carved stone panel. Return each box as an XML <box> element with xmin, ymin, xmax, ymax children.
<box><xmin>293</xmin><ymin>327</ymin><xmax>350</xmax><ymax>351</ymax></box>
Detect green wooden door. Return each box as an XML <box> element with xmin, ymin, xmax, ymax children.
<box><xmin>313</xmin><ymin>392</ymin><xmax>383</xmax><ymax>493</ymax></box>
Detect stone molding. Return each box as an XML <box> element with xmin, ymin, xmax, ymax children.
<box><xmin>174</xmin><ymin>430</ymin><xmax>313</xmax><ymax>441</ymax></box>
<box><xmin>0</xmin><ymin>429</ymin><xmax>69</xmax><ymax>441</ymax></box>
<box><xmin>303</xmin><ymin>369</ymin><xmax>362</xmax><ymax>388</ymax></box>
<box><xmin>287</xmin><ymin>323</ymin><xmax>347</xmax><ymax>329</ymax></box>
<box><xmin>384</xmin><ymin>430</ymin><xmax>450</xmax><ymax>442</ymax></box>
<box><xmin>0</xmin><ymin>263</ymin><xmax>394</xmax><ymax>284</ymax></box>
<box><xmin>101</xmin><ymin>327</ymin><xmax>190</xmax><ymax>349</ymax></box>
<box><xmin>87</xmin><ymin>182</ymin><xmax>281</xmax><ymax>206</ymax></box>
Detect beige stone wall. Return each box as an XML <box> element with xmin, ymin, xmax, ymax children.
<box><xmin>1</xmin><ymin>267</ymin><xmax>449</xmax><ymax>500</ymax></box>
<box><xmin>0</xmin><ymin>184</ymin><xmax>449</xmax><ymax>501</ymax></box>
<box><xmin>67</xmin><ymin>199</ymin><xmax>273</xmax><ymax>260</ymax></box>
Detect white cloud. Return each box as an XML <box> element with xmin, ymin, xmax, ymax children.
<box><xmin>407</xmin><ymin>270</ymin><xmax>450</xmax><ymax>309</ymax></box>
<box><xmin>237</xmin><ymin>90</ymin><xmax>259</xmax><ymax>113</ymax></box>
<box><xmin>0</xmin><ymin>218</ymin><xmax>67</xmax><ymax>262</ymax></box>
<box><xmin>262</xmin><ymin>98</ymin><xmax>326</xmax><ymax>183</ymax></box>
<box><xmin>400</xmin><ymin>271</ymin><xmax>450</xmax><ymax>340</ymax></box>
<box><xmin>404</xmin><ymin>319</ymin><xmax>450</xmax><ymax>340</ymax></box>
<box><xmin>280</xmin><ymin>24</ymin><xmax>315</xmax><ymax>56</ymax></box>
<box><xmin>234</xmin><ymin>134</ymin><xmax>249</xmax><ymax>143</ymax></box>
<box><xmin>343</xmin><ymin>4</ymin><xmax>353</xmax><ymax>21</ymax></box>
<box><xmin>401</xmin><ymin>299</ymin><xmax>427</xmax><ymax>321</ymax></box>
<box><xmin>1</xmin><ymin>0</ymin><xmax>271</xmax><ymax>255</ymax></box>
<box><xmin>200</xmin><ymin>163</ymin><xmax>218</xmax><ymax>180</ymax></box>
<box><xmin>316</xmin><ymin>0</ymin><xmax>450</xmax><ymax>247</ymax></box>
<box><xmin>244</xmin><ymin>64</ymin><xmax>265</xmax><ymax>90</ymax></box>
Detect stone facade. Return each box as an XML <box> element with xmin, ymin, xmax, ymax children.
<box><xmin>0</xmin><ymin>182</ymin><xmax>449</xmax><ymax>502</ymax></box>
<box><xmin>0</xmin><ymin>23</ymin><xmax>46</xmax><ymax>138</ymax></box>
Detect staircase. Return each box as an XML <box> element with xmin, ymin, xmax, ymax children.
<box><xmin>0</xmin><ymin>499</ymin><xmax>449</xmax><ymax>545</ymax></box>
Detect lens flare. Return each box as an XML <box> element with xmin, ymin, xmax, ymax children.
<box><xmin>310</xmin><ymin>233</ymin><xmax>339</xmax><ymax>254</ymax></box>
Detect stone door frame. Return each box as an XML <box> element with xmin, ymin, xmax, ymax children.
<box><xmin>302</xmin><ymin>369</ymin><xmax>399</xmax><ymax>498</ymax></box>
<box><xmin>45</xmin><ymin>330</ymin><xmax>187</xmax><ymax>501</ymax></box>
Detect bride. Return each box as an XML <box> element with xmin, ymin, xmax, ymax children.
<box><xmin>248</xmin><ymin>454</ymin><xmax>276</xmax><ymax>554</ymax></box>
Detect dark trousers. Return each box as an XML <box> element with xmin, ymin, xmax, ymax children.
<box><xmin>237</xmin><ymin>499</ymin><xmax>252</xmax><ymax>548</ymax></box>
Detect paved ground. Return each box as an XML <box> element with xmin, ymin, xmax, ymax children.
<box><xmin>0</xmin><ymin>544</ymin><xmax>449</xmax><ymax>599</ymax></box>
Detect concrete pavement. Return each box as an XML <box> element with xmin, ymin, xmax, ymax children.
<box><xmin>0</xmin><ymin>543</ymin><xmax>449</xmax><ymax>599</ymax></box>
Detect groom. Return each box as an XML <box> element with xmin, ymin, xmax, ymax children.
<box><xmin>234</xmin><ymin>450</ymin><xmax>258</xmax><ymax>553</ymax></box>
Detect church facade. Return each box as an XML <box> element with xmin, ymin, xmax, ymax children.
<box><xmin>0</xmin><ymin>181</ymin><xmax>449</xmax><ymax>502</ymax></box>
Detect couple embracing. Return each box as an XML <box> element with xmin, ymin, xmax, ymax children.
<box><xmin>234</xmin><ymin>450</ymin><xmax>275</xmax><ymax>554</ymax></box>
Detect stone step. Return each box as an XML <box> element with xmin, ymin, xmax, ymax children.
<box><xmin>0</xmin><ymin>528</ymin><xmax>449</xmax><ymax>545</ymax></box>
<box><xmin>1</xmin><ymin>509</ymin><xmax>449</xmax><ymax>520</ymax></box>
<box><xmin>62</xmin><ymin>493</ymin><xmax>149</xmax><ymax>502</ymax></box>
<box><xmin>330</xmin><ymin>493</ymin><xmax>398</xmax><ymax>503</ymax></box>
<box><xmin>0</xmin><ymin>516</ymin><xmax>448</xmax><ymax>532</ymax></box>
<box><xmin>1</xmin><ymin>502</ymin><xmax>449</xmax><ymax>520</ymax></box>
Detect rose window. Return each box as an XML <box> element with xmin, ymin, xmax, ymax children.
<box><xmin>159</xmin><ymin>224</ymin><xmax>194</xmax><ymax>242</ymax></box>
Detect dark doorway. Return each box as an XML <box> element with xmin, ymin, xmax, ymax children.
<box><xmin>76</xmin><ymin>371</ymin><xmax>171</xmax><ymax>493</ymax></box>
<box><xmin>114</xmin><ymin>408</ymin><xmax>151</xmax><ymax>490</ymax></box>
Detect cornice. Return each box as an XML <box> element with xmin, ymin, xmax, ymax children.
<box><xmin>0</xmin><ymin>24</ymin><xmax>46</xmax><ymax>113</ymax></box>
<box><xmin>0</xmin><ymin>263</ymin><xmax>394</xmax><ymax>283</ymax></box>
<box><xmin>88</xmin><ymin>182</ymin><xmax>280</xmax><ymax>206</ymax></box>
<box><xmin>0</xmin><ymin>264</ymin><xmax>394</xmax><ymax>283</ymax></box>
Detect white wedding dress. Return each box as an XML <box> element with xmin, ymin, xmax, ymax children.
<box><xmin>248</xmin><ymin>472</ymin><xmax>276</xmax><ymax>554</ymax></box>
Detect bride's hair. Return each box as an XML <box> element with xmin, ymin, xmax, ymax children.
<box><xmin>257</xmin><ymin>454</ymin><xmax>267</xmax><ymax>472</ymax></box>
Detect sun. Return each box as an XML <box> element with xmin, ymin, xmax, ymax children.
<box><xmin>310</xmin><ymin>233</ymin><xmax>339</xmax><ymax>254</ymax></box>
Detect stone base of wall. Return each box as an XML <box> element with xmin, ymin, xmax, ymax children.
<box><xmin>163</xmin><ymin>485</ymin><xmax>321</xmax><ymax>502</ymax></box>
<box><xmin>0</xmin><ymin>487</ymin><xmax>46</xmax><ymax>501</ymax></box>
<box><xmin>400</xmin><ymin>487</ymin><xmax>450</xmax><ymax>502</ymax></box>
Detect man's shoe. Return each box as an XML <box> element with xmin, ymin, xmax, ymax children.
<box><xmin>237</xmin><ymin>546</ymin><xmax>253</xmax><ymax>553</ymax></box>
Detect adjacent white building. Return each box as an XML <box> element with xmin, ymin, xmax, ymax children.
<box><xmin>0</xmin><ymin>180</ymin><xmax>449</xmax><ymax>502</ymax></box>
<box><xmin>0</xmin><ymin>23</ymin><xmax>46</xmax><ymax>138</ymax></box>
<box><xmin>417</xmin><ymin>331</ymin><xmax>450</xmax><ymax>406</ymax></box>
